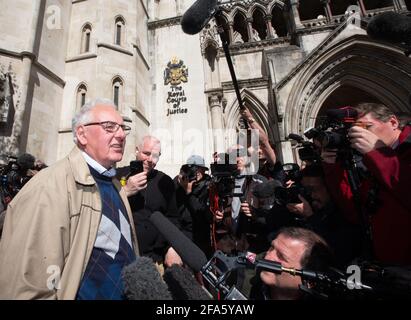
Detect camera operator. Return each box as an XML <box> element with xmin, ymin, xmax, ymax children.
<box><xmin>323</xmin><ymin>103</ymin><xmax>411</xmax><ymax>264</ymax></box>
<box><xmin>245</xmin><ymin>227</ymin><xmax>335</xmax><ymax>300</ymax></box>
<box><xmin>174</xmin><ymin>155</ymin><xmax>213</xmax><ymax>259</ymax></box>
<box><xmin>241</xmin><ymin>107</ymin><xmax>286</xmax><ymax>183</ymax></box>
<box><xmin>212</xmin><ymin>146</ymin><xmax>268</xmax><ymax>256</ymax></box>
<box><xmin>263</xmin><ymin>164</ymin><xmax>362</xmax><ymax>268</ymax></box>
<box><xmin>117</xmin><ymin>135</ymin><xmax>182</xmax><ymax>270</ymax></box>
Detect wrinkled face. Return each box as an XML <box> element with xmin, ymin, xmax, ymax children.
<box><xmin>76</xmin><ymin>105</ymin><xmax>126</xmax><ymax>169</ymax></box>
<box><xmin>260</xmin><ymin>234</ymin><xmax>306</xmax><ymax>295</ymax></box>
<box><xmin>136</xmin><ymin>138</ymin><xmax>161</xmax><ymax>173</ymax></box>
<box><xmin>301</xmin><ymin>176</ymin><xmax>330</xmax><ymax>211</ymax></box>
<box><xmin>355</xmin><ymin>113</ymin><xmax>400</xmax><ymax>147</ymax></box>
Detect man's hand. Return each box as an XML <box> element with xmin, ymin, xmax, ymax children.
<box><xmin>321</xmin><ymin>148</ymin><xmax>338</xmax><ymax>164</ymax></box>
<box><xmin>348</xmin><ymin>126</ymin><xmax>386</xmax><ymax>154</ymax></box>
<box><xmin>286</xmin><ymin>195</ymin><xmax>314</xmax><ymax>218</ymax></box>
<box><xmin>177</xmin><ymin>174</ymin><xmax>195</xmax><ymax>195</ymax></box>
<box><xmin>123</xmin><ymin>172</ymin><xmax>147</xmax><ymax>197</ymax></box>
<box><xmin>164</xmin><ymin>247</ymin><xmax>183</xmax><ymax>268</ymax></box>
<box><xmin>214</xmin><ymin>210</ymin><xmax>224</xmax><ymax>222</ymax></box>
<box><xmin>240</xmin><ymin>202</ymin><xmax>252</xmax><ymax>218</ymax></box>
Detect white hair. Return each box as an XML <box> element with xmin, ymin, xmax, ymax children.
<box><xmin>72</xmin><ymin>98</ymin><xmax>117</xmax><ymax>144</ymax></box>
<box><xmin>138</xmin><ymin>135</ymin><xmax>161</xmax><ymax>150</ymax></box>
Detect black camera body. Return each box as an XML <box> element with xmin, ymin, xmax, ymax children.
<box><xmin>274</xmin><ymin>185</ymin><xmax>312</xmax><ymax>206</ymax></box>
<box><xmin>210</xmin><ymin>162</ymin><xmax>238</xmax><ymax>199</ymax></box>
<box><xmin>180</xmin><ymin>164</ymin><xmax>199</xmax><ymax>182</ymax></box>
<box><xmin>0</xmin><ymin>160</ymin><xmax>32</xmax><ymax>201</ymax></box>
<box><xmin>129</xmin><ymin>160</ymin><xmax>144</xmax><ymax>176</ymax></box>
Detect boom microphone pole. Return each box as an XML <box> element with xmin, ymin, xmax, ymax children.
<box><xmin>181</xmin><ymin>1</ymin><xmax>248</xmax><ymax>128</ymax></box>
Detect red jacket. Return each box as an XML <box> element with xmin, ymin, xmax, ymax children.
<box><xmin>323</xmin><ymin>126</ymin><xmax>411</xmax><ymax>265</ymax></box>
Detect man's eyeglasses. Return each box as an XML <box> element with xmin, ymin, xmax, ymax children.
<box><xmin>84</xmin><ymin>121</ymin><xmax>131</xmax><ymax>135</ymax></box>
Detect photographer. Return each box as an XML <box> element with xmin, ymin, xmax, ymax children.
<box><xmin>241</xmin><ymin>107</ymin><xmax>286</xmax><ymax>182</ymax></box>
<box><xmin>245</xmin><ymin>227</ymin><xmax>335</xmax><ymax>300</ymax></box>
<box><xmin>117</xmin><ymin>135</ymin><xmax>182</xmax><ymax>270</ymax></box>
<box><xmin>323</xmin><ymin>103</ymin><xmax>411</xmax><ymax>264</ymax></box>
<box><xmin>212</xmin><ymin>146</ymin><xmax>268</xmax><ymax>255</ymax></box>
<box><xmin>174</xmin><ymin>155</ymin><xmax>213</xmax><ymax>258</ymax></box>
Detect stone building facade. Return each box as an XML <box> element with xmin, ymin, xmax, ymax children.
<box><xmin>1</xmin><ymin>0</ymin><xmax>410</xmax><ymax>176</ymax></box>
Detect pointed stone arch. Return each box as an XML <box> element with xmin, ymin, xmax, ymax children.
<box><xmin>267</xmin><ymin>0</ymin><xmax>286</xmax><ymax>12</ymax></box>
<box><xmin>249</xmin><ymin>3</ymin><xmax>269</xmax><ymax>16</ymax></box>
<box><xmin>284</xmin><ymin>35</ymin><xmax>411</xmax><ymax>137</ymax></box>
<box><xmin>230</xmin><ymin>6</ymin><xmax>249</xmax><ymax>21</ymax></box>
<box><xmin>225</xmin><ymin>89</ymin><xmax>275</xmax><ymax>146</ymax></box>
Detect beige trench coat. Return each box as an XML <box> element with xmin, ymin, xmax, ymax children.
<box><xmin>0</xmin><ymin>147</ymin><xmax>139</xmax><ymax>299</ymax></box>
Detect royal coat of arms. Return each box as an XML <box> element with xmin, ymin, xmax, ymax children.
<box><xmin>164</xmin><ymin>57</ymin><xmax>188</xmax><ymax>86</ymax></box>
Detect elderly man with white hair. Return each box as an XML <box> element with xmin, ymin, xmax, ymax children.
<box><xmin>0</xmin><ymin>99</ymin><xmax>139</xmax><ymax>300</ymax></box>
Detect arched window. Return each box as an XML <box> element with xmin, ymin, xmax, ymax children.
<box><xmin>215</xmin><ymin>14</ymin><xmax>231</xmax><ymax>45</ymax></box>
<box><xmin>363</xmin><ymin>0</ymin><xmax>393</xmax><ymax>10</ymax></box>
<box><xmin>271</xmin><ymin>6</ymin><xmax>288</xmax><ymax>37</ymax></box>
<box><xmin>81</xmin><ymin>24</ymin><xmax>92</xmax><ymax>53</ymax></box>
<box><xmin>76</xmin><ymin>84</ymin><xmax>87</xmax><ymax>112</ymax></box>
<box><xmin>252</xmin><ymin>8</ymin><xmax>267</xmax><ymax>41</ymax></box>
<box><xmin>233</xmin><ymin>11</ymin><xmax>249</xmax><ymax>43</ymax></box>
<box><xmin>298</xmin><ymin>0</ymin><xmax>324</xmax><ymax>21</ymax></box>
<box><xmin>115</xmin><ymin>16</ymin><xmax>125</xmax><ymax>46</ymax></box>
<box><xmin>330</xmin><ymin>0</ymin><xmax>358</xmax><ymax>15</ymax></box>
<box><xmin>112</xmin><ymin>77</ymin><xmax>123</xmax><ymax>109</ymax></box>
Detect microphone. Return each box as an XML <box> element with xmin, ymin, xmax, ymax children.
<box><xmin>181</xmin><ymin>0</ymin><xmax>218</xmax><ymax>35</ymax></box>
<box><xmin>367</xmin><ymin>12</ymin><xmax>411</xmax><ymax>46</ymax></box>
<box><xmin>150</xmin><ymin>211</ymin><xmax>208</xmax><ymax>273</ymax></box>
<box><xmin>163</xmin><ymin>265</ymin><xmax>212</xmax><ymax>300</ymax></box>
<box><xmin>122</xmin><ymin>256</ymin><xmax>172</xmax><ymax>300</ymax></box>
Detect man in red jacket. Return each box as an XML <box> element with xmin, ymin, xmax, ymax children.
<box><xmin>322</xmin><ymin>102</ymin><xmax>411</xmax><ymax>265</ymax></box>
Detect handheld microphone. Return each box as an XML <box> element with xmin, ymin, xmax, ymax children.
<box><xmin>150</xmin><ymin>211</ymin><xmax>208</xmax><ymax>273</ymax></box>
<box><xmin>181</xmin><ymin>0</ymin><xmax>218</xmax><ymax>35</ymax></box>
<box><xmin>122</xmin><ymin>256</ymin><xmax>172</xmax><ymax>300</ymax></box>
<box><xmin>163</xmin><ymin>265</ymin><xmax>212</xmax><ymax>300</ymax></box>
<box><xmin>367</xmin><ymin>12</ymin><xmax>411</xmax><ymax>46</ymax></box>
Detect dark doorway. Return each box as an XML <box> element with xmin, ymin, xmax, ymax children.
<box><xmin>316</xmin><ymin>85</ymin><xmax>381</xmax><ymax>125</ymax></box>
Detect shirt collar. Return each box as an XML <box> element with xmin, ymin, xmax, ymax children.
<box><xmin>81</xmin><ymin>152</ymin><xmax>117</xmax><ymax>178</ymax></box>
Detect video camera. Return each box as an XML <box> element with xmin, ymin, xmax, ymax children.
<box><xmin>180</xmin><ymin>164</ymin><xmax>199</xmax><ymax>182</ymax></box>
<box><xmin>210</xmin><ymin>153</ymin><xmax>238</xmax><ymax>199</ymax></box>
<box><xmin>0</xmin><ymin>153</ymin><xmax>35</xmax><ymax>204</ymax></box>
<box><xmin>287</xmin><ymin>133</ymin><xmax>321</xmax><ymax>163</ymax></box>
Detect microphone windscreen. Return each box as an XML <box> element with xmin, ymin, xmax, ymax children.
<box><xmin>367</xmin><ymin>12</ymin><xmax>411</xmax><ymax>44</ymax></box>
<box><xmin>122</xmin><ymin>256</ymin><xmax>172</xmax><ymax>300</ymax></box>
<box><xmin>17</xmin><ymin>153</ymin><xmax>35</xmax><ymax>171</ymax></box>
<box><xmin>181</xmin><ymin>0</ymin><xmax>218</xmax><ymax>35</ymax></box>
<box><xmin>150</xmin><ymin>211</ymin><xmax>208</xmax><ymax>272</ymax></box>
<box><xmin>163</xmin><ymin>265</ymin><xmax>212</xmax><ymax>300</ymax></box>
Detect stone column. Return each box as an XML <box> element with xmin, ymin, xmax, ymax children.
<box><xmin>265</xmin><ymin>15</ymin><xmax>274</xmax><ymax>38</ymax></box>
<box><xmin>228</xmin><ymin>21</ymin><xmax>234</xmax><ymax>44</ymax></box>
<box><xmin>13</xmin><ymin>1</ymin><xmax>43</xmax><ymax>155</ymax></box>
<box><xmin>393</xmin><ymin>0</ymin><xmax>408</xmax><ymax>11</ymax></box>
<box><xmin>288</xmin><ymin>0</ymin><xmax>304</xmax><ymax>31</ymax></box>
<box><xmin>209</xmin><ymin>93</ymin><xmax>225</xmax><ymax>152</ymax></box>
<box><xmin>357</xmin><ymin>0</ymin><xmax>367</xmax><ymax>16</ymax></box>
<box><xmin>321</xmin><ymin>0</ymin><xmax>333</xmax><ymax>22</ymax></box>
<box><xmin>246</xmin><ymin>17</ymin><xmax>254</xmax><ymax>42</ymax></box>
